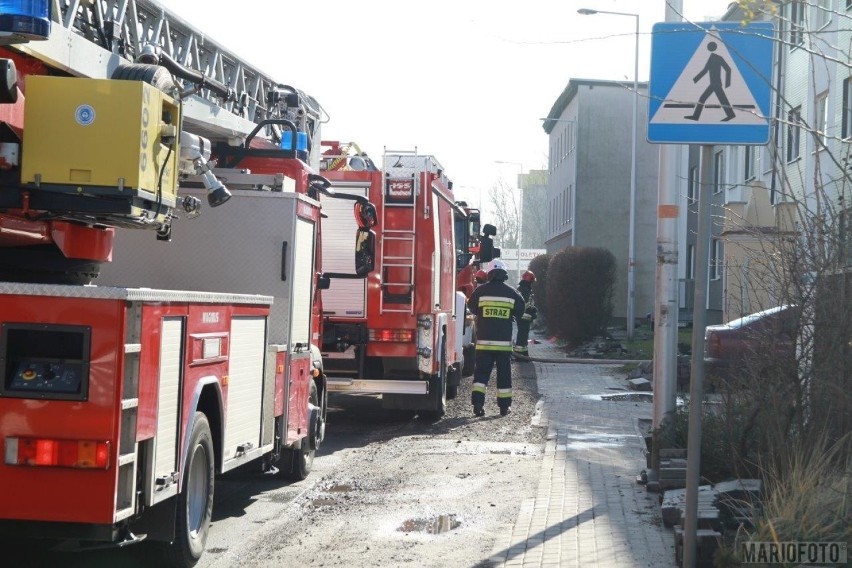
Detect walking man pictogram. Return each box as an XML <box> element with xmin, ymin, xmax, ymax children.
<box><xmin>685</xmin><ymin>41</ymin><xmax>736</xmax><ymax>122</ymax></box>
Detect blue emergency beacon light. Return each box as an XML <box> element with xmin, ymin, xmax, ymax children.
<box><xmin>0</xmin><ymin>0</ymin><xmax>51</xmax><ymax>42</ymax></box>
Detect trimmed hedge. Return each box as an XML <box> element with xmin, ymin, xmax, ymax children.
<box><xmin>545</xmin><ymin>247</ymin><xmax>616</xmax><ymax>345</ymax></box>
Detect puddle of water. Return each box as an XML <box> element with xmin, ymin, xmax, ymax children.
<box><xmin>583</xmin><ymin>392</ymin><xmax>653</xmax><ymax>402</ymax></box>
<box><xmin>602</xmin><ymin>392</ymin><xmax>653</xmax><ymax>402</ymax></box>
<box><xmin>559</xmin><ymin>432</ymin><xmax>637</xmax><ymax>450</ymax></box>
<box><xmin>398</xmin><ymin>514</ymin><xmax>461</xmax><ymax>534</ymax></box>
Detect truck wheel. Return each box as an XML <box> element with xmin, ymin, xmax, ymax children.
<box><xmin>167</xmin><ymin>412</ymin><xmax>214</xmax><ymax>568</ymax></box>
<box><xmin>280</xmin><ymin>382</ymin><xmax>317</xmax><ymax>481</ymax></box>
<box><xmin>447</xmin><ymin>362</ymin><xmax>461</xmax><ymax>400</ymax></box>
<box><xmin>462</xmin><ymin>344</ymin><xmax>475</xmax><ymax>377</ymax></box>
<box><xmin>420</xmin><ymin>339</ymin><xmax>447</xmax><ymax>421</ymax></box>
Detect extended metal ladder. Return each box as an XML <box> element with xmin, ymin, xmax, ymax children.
<box><xmin>16</xmin><ymin>0</ymin><xmax>314</xmax><ymax>142</ymax></box>
<box><xmin>379</xmin><ymin>149</ymin><xmax>419</xmax><ymax>315</ymax></box>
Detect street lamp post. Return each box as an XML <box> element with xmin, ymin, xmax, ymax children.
<box><xmin>578</xmin><ymin>7</ymin><xmax>639</xmax><ymax>341</ymax></box>
<box><xmin>495</xmin><ymin>161</ymin><xmax>525</xmax><ymax>282</ymax></box>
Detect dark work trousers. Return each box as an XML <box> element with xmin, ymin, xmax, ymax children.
<box><xmin>471</xmin><ymin>350</ymin><xmax>513</xmax><ymax>410</ymax></box>
<box><xmin>514</xmin><ymin>317</ymin><xmax>531</xmax><ymax>355</ymax></box>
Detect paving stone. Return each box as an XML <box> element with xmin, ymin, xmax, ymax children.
<box><xmin>489</xmin><ymin>336</ymin><xmax>676</xmax><ymax>567</ymax></box>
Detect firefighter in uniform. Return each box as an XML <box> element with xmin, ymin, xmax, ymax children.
<box><xmin>513</xmin><ymin>271</ymin><xmax>537</xmax><ymax>358</ymax></box>
<box><xmin>467</xmin><ymin>259</ymin><xmax>525</xmax><ymax>416</ymax></box>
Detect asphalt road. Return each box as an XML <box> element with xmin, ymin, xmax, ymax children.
<box><xmin>3</xmin><ymin>359</ymin><xmax>545</xmax><ymax>568</ymax></box>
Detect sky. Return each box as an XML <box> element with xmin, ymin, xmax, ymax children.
<box><xmin>167</xmin><ymin>1</ymin><xmax>735</xmax><ymax>212</ymax></box>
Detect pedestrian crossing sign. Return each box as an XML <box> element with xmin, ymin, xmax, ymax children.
<box><xmin>648</xmin><ymin>22</ymin><xmax>775</xmax><ymax>145</ymax></box>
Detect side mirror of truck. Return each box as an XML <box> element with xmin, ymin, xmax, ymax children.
<box><xmin>480</xmin><ymin>235</ymin><xmax>494</xmax><ymax>263</ymax></box>
<box><xmin>355</xmin><ymin>202</ymin><xmax>378</xmax><ymax>229</ymax></box>
<box><xmin>355</xmin><ymin>229</ymin><xmax>375</xmax><ymax>276</ymax></box>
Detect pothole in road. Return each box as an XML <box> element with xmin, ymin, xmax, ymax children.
<box><xmin>398</xmin><ymin>514</ymin><xmax>461</xmax><ymax>534</ymax></box>
<box><xmin>327</xmin><ymin>483</ymin><xmax>354</xmax><ymax>493</ymax></box>
<box><xmin>311</xmin><ymin>498</ymin><xmax>337</xmax><ymax>507</ymax></box>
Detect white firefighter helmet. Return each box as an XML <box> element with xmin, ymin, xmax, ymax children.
<box><xmin>486</xmin><ymin>258</ymin><xmax>509</xmax><ymax>280</ymax></box>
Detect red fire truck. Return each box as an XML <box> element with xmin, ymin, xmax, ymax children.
<box><xmin>318</xmin><ymin>142</ymin><xmax>496</xmax><ymax>416</ymax></box>
<box><xmin>0</xmin><ymin>2</ymin><xmax>375</xmax><ymax>566</ymax></box>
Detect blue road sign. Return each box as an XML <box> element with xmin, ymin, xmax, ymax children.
<box><xmin>648</xmin><ymin>22</ymin><xmax>775</xmax><ymax>145</ymax></box>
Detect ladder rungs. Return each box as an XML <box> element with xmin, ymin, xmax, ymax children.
<box><xmin>118</xmin><ymin>453</ymin><xmax>136</xmax><ymax>466</ymax></box>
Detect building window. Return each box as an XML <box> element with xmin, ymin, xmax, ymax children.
<box><xmin>687</xmin><ymin>166</ymin><xmax>698</xmax><ymax>204</ymax></box>
<box><xmin>815</xmin><ymin>91</ymin><xmax>829</xmax><ymax>148</ymax></box>
<box><xmin>552</xmin><ymin>197</ymin><xmax>557</xmax><ymax>232</ymax></box>
<box><xmin>710</xmin><ymin>239</ymin><xmax>722</xmax><ymax>280</ymax></box>
<box><xmin>568</xmin><ymin>184</ymin><xmax>573</xmax><ymax>222</ymax></box>
<box><xmin>556</xmin><ymin>191</ymin><xmax>565</xmax><ymax>227</ymax></box>
<box><xmin>686</xmin><ymin>244</ymin><xmax>695</xmax><ymax>279</ymax></box>
<box><xmin>565</xmin><ymin>122</ymin><xmax>574</xmax><ymax>154</ymax></box>
<box><xmin>787</xmin><ymin>106</ymin><xmax>801</xmax><ymax>162</ymax></box>
<box><xmin>744</xmin><ymin>145</ymin><xmax>756</xmax><ymax>181</ymax></box>
<box><xmin>713</xmin><ymin>150</ymin><xmax>726</xmax><ymax>193</ymax></box>
<box><xmin>843</xmin><ymin>77</ymin><xmax>852</xmax><ymax>139</ymax></box>
<box><xmin>815</xmin><ymin>0</ymin><xmax>832</xmax><ymax>29</ymax></box>
<box><xmin>790</xmin><ymin>1</ymin><xmax>805</xmax><ymax>46</ymax></box>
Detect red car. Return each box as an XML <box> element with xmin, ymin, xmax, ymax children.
<box><xmin>704</xmin><ymin>305</ymin><xmax>798</xmax><ymax>385</ymax></box>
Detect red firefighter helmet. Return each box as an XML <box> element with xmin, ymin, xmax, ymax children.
<box><xmin>521</xmin><ymin>270</ymin><xmax>536</xmax><ymax>283</ymax></box>
<box><xmin>474</xmin><ymin>269</ymin><xmax>488</xmax><ymax>283</ymax></box>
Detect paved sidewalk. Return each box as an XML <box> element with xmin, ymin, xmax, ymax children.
<box><xmin>488</xmin><ymin>339</ymin><xmax>675</xmax><ymax>567</ymax></box>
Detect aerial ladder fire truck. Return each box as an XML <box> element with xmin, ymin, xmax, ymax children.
<box><xmin>317</xmin><ymin>142</ymin><xmax>496</xmax><ymax>417</ymax></box>
<box><xmin>0</xmin><ymin>1</ymin><xmax>376</xmax><ymax>566</ymax></box>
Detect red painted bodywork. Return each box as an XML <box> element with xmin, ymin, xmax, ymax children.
<box><xmin>0</xmin><ymin>292</ymin><xmax>279</xmax><ymax>525</ymax></box>
<box><xmin>0</xmin><ymin>295</ymin><xmax>124</xmax><ymax>523</ymax></box>
<box><xmin>286</xmin><ymin>353</ymin><xmax>312</xmax><ymax>444</ymax></box>
<box><xmin>321</xmin><ymin>159</ymin><xmax>459</xmax><ymax>370</ymax></box>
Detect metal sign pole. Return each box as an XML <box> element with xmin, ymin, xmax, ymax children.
<box><xmin>683</xmin><ymin>144</ymin><xmax>712</xmax><ymax>567</ymax></box>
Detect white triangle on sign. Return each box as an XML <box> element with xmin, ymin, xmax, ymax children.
<box><xmin>651</xmin><ymin>28</ymin><xmax>766</xmax><ymax>126</ymax></box>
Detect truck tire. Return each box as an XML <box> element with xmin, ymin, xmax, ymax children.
<box><xmin>446</xmin><ymin>362</ymin><xmax>460</xmax><ymax>400</ymax></box>
<box><xmin>0</xmin><ymin>244</ymin><xmax>101</xmax><ymax>285</ymax></box>
<box><xmin>461</xmin><ymin>344</ymin><xmax>475</xmax><ymax>377</ymax></box>
<box><xmin>419</xmin><ymin>338</ymin><xmax>447</xmax><ymax>421</ymax></box>
<box><xmin>279</xmin><ymin>382</ymin><xmax>317</xmax><ymax>481</ymax></box>
<box><xmin>167</xmin><ymin>412</ymin><xmax>214</xmax><ymax>568</ymax></box>
<box><xmin>111</xmin><ymin>63</ymin><xmax>176</xmax><ymax>93</ymax></box>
